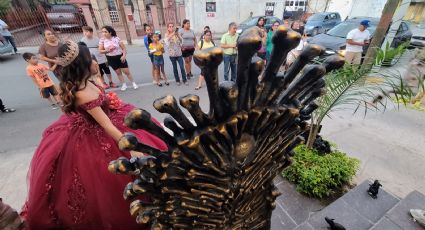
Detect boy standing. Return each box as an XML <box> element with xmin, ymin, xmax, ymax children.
<box><xmin>23</xmin><ymin>53</ymin><xmax>61</xmax><ymax>109</ymax></box>
<box><xmin>81</xmin><ymin>26</ymin><xmax>118</xmax><ymax>89</ymax></box>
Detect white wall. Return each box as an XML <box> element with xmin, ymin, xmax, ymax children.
<box><xmin>346</xmin><ymin>0</ymin><xmax>386</xmax><ymax>19</ymax></box>
<box><xmin>326</xmin><ymin>0</ymin><xmax>353</xmax><ymax>20</ymax></box>
<box><xmin>185</xmin><ymin>0</ymin><xmax>285</xmax><ymax>34</ymax></box>
<box><xmin>307</xmin><ymin>0</ymin><xmax>327</xmax><ymax>13</ymax></box>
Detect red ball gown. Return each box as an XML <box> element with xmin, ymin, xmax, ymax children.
<box><xmin>22</xmin><ymin>86</ymin><xmax>167</xmax><ymax>229</ymax></box>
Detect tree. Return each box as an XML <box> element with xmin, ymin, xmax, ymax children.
<box><xmin>362</xmin><ymin>0</ymin><xmax>401</xmax><ymax>67</ymax></box>
<box><xmin>0</xmin><ymin>0</ymin><xmax>11</xmax><ymax>12</ymax></box>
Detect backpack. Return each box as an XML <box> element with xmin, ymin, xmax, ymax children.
<box><xmin>200</xmin><ymin>39</ymin><xmax>215</xmax><ymax>49</ymax></box>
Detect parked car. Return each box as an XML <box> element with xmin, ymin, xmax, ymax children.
<box><xmin>307</xmin><ymin>17</ymin><xmax>412</xmax><ymax>58</ymax></box>
<box><xmin>304</xmin><ymin>12</ymin><xmax>341</xmax><ymax>36</ymax></box>
<box><xmin>237</xmin><ymin>16</ymin><xmax>283</xmax><ymax>34</ymax></box>
<box><xmin>0</xmin><ymin>36</ymin><xmax>13</xmax><ymax>56</ymax></box>
<box><xmin>46</xmin><ymin>4</ymin><xmax>86</xmax><ymax>30</ymax></box>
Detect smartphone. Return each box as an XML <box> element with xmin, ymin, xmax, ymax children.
<box><xmin>175</xmin><ymin>27</ymin><xmax>179</xmax><ymax>32</ymax></box>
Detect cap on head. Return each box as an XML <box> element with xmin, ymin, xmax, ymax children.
<box><xmin>360</xmin><ymin>20</ymin><xmax>370</xmax><ymax>28</ymax></box>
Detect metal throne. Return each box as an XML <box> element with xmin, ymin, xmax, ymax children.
<box><xmin>108</xmin><ymin>26</ymin><xmax>345</xmax><ymax>229</ymax></box>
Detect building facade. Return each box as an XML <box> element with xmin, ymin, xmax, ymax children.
<box><xmin>184</xmin><ymin>0</ymin><xmax>285</xmax><ymax>34</ymax></box>
<box><xmin>308</xmin><ymin>0</ymin><xmax>425</xmax><ymax>23</ymax></box>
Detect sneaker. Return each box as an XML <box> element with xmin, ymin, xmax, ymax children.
<box><xmin>411</xmin><ymin>209</ymin><xmax>425</xmax><ymax>227</ymax></box>
<box><xmin>184</xmin><ymin>81</ymin><xmax>189</xmax><ymax>86</ymax></box>
<box><xmin>109</xmin><ymin>82</ymin><xmax>119</xmax><ymax>88</ymax></box>
<box><xmin>176</xmin><ymin>82</ymin><xmax>181</xmax><ymax>86</ymax></box>
<box><xmin>132</xmin><ymin>82</ymin><xmax>138</xmax><ymax>89</ymax></box>
<box><xmin>102</xmin><ymin>83</ymin><xmax>110</xmax><ymax>89</ymax></box>
<box><xmin>51</xmin><ymin>104</ymin><xmax>59</xmax><ymax>110</ymax></box>
<box><xmin>121</xmin><ymin>83</ymin><xmax>128</xmax><ymax>91</ymax></box>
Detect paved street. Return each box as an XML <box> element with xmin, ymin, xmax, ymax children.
<box><xmin>0</xmin><ymin>43</ymin><xmax>424</xmax><ymax>215</ymax></box>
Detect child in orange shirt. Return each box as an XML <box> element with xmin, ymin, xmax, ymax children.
<box><xmin>149</xmin><ymin>32</ymin><xmax>169</xmax><ymax>87</ymax></box>
<box><xmin>23</xmin><ymin>52</ymin><xmax>61</xmax><ymax>110</ymax></box>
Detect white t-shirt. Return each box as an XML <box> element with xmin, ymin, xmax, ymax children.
<box><xmin>81</xmin><ymin>37</ymin><xmax>107</xmax><ymax>64</ymax></box>
<box><xmin>346</xmin><ymin>28</ymin><xmax>370</xmax><ymax>53</ymax></box>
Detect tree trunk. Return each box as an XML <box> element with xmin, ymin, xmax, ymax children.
<box><xmin>117</xmin><ymin>0</ymin><xmax>132</xmax><ymax>45</ymax></box>
<box><xmin>307</xmin><ymin>123</ymin><xmax>320</xmax><ymax>149</ymax></box>
<box><xmin>362</xmin><ymin>0</ymin><xmax>401</xmax><ymax>67</ymax></box>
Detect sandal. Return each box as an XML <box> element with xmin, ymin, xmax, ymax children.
<box><xmin>165</xmin><ymin>81</ymin><xmax>170</xmax><ymax>86</ymax></box>
<box><xmin>195</xmin><ymin>86</ymin><xmax>202</xmax><ymax>90</ymax></box>
<box><xmin>157</xmin><ymin>83</ymin><xmax>163</xmax><ymax>87</ymax></box>
<box><xmin>1</xmin><ymin>108</ymin><xmax>16</xmax><ymax>113</ymax></box>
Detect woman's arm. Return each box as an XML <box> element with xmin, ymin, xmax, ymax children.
<box><xmin>98</xmin><ymin>43</ymin><xmax>109</xmax><ymax>54</ymax></box>
<box><xmin>193</xmin><ymin>32</ymin><xmax>197</xmax><ymax>48</ymax></box>
<box><xmin>119</xmin><ymin>41</ymin><xmax>127</xmax><ymax>58</ymax></box>
<box><xmin>38</xmin><ymin>54</ymin><xmax>58</xmax><ymax>65</ymax></box>
<box><xmin>87</xmin><ymin>107</ymin><xmax>123</xmax><ymax>141</ymax></box>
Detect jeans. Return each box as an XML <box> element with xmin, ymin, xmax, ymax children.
<box><xmin>169</xmin><ymin>56</ymin><xmax>187</xmax><ymax>82</ymax></box>
<box><xmin>4</xmin><ymin>36</ymin><xmax>17</xmax><ymax>53</ymax></box>
<box><xmin>223</xmin><ymin>54</ymin><xmax>237</xmax><ymax>81</ymax></box>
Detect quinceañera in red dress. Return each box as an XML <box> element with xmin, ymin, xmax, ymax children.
<box><xmin>22</xmin><ymin>41</ymin><xmax>167</xmax><ymax>229</ymax></box>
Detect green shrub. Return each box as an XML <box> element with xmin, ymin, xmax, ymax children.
<box><xmin>282</xmin><ymin>144</ymin><xmax>360</xmax><ymax>198</ymax></box>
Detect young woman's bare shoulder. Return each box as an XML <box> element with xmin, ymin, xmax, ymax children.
<box><xmin>75</xmin><ymin>83</ymin><xmax>101</xmax><ymax>106</ymax></box>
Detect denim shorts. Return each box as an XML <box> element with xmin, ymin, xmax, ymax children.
<box><xmin>153</xmin><ymin>55</ymin><xmax>164</xmax><ymax>66</ymax></box>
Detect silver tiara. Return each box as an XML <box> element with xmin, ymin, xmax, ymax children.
<box><xmin>58</xmin><ymin>40</ymin><xmax>79</xmax><ymax>67</ymax></box>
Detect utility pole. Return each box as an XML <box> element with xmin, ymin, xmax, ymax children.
<box><xmin>363</xmin><ymin>0</ymin><xmax>401</xmax><ymax>67</ymax></box>
<box><xmin>117</xmin><ymin>0</ymin><xmax>132</xmax><ymax>45</ymax></box>
<box><xmin>381</xmin><ymin>0</ymin><xmax>411</xmax><ymax>48</ymax></box>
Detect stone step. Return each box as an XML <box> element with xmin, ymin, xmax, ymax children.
<box><xmin>371</xmin><ymin>191</ymin><xmax>425</xmax><ymax>230</ymax></box>
<box><xmin>306</xmin><ymin>180</ymin><xmax>400</xmax><ymax>230</ymax></box>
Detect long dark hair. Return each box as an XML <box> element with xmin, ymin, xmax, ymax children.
<box><xmin>182</xmin><ymin>19</ymin><xmax>190</xmax><ymax>28</ymax></box>
<box><xmin>256</xmin><ymin>17</ymin><xmax>265</xmax><ymax>28</ymax></box>
<box><xmin>102</xmin><ymin>25</ymin><xmax>117</xmax><ymax>37</ymax></box>
<box><xmin>58</xmin><ymin>43</ymin><xmax>93</xmax><ymax>114</ymax></box>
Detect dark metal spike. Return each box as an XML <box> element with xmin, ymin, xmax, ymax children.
<box><xmin>193</xmin><ymin>47</ymin><xmax>224</xmax><ymax>122</ymax></box>
<box><xmin>236</xmin><ymin>26</ymin><xmax>263</xmax><ymax>111</ymax></box>
<box><xmin>179</xmin><ymin>94</ymin><xmax>209</xmax><ymax>127</ymax></box>
<box><xmin>124</xmin><ymin>108</ymin><xmax>176</xmax><ymax>147</ymax></box>
<box><xmin>153</xmin><ymin>95</ymin><xmax>195</xmax><ymax>130</ymax></box>
<box><xmin>218</xmin><ymin>81</ymin><xmax>239</xmax><ymax>115</ymax></box>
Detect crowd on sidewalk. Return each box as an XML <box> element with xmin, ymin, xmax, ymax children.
<box><xmin>1</xmin><ymin>17</ymin><xmax>313</xmax><ymax>113</ymax></box>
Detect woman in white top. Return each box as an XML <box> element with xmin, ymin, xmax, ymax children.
<box><xmin>99</xmin><ymin>26</ymin><xmax>138</xmax><ymax>91</ymax></box>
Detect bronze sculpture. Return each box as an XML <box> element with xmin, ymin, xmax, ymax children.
<box><xmin>109</xmin><ymin>26</ymin><xmax>345</xmax><ymax>229</ymax></box>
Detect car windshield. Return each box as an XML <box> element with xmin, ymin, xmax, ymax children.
<box><xmin>308</xmin><ymin>14</ymin><xmax>325</xmax><ymax>21</ymax></box>
<box><xmin>326</xmin><ymin>21</ymin><xmax>376</xmax><ymax>38</ymax></box>
<box><xmin>240</xmin><ymin>18</ymin><xmax>259</xmax><ymax>27</ymax></box>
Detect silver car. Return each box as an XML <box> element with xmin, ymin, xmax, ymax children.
<box><xmin>0</xmin><ymin>36</ymin><xmax>13</xmax><ymax>55</ymax></box>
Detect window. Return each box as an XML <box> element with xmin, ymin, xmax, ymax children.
<box><xmin>324</xmin><ymin>15</ymin><xmax>329</xmax><ymax>20</ymax></box>
<box><xmin>402</xmin><ymin>23</ymin><xmax>408</xmax><ymax>31</ymax></box>
<box><xmin>265</xmin><ymin>2</ymin><xmax>275</xmax><ymax>16</ymax></box>
<box><xmin>206</xmin><ymin>2</ymin><xmax>216</xmax><ymax>12</ymax></box>
<box><xmin>330</xmin><ymin>14</ymin><xmax>336</xmax><ymax>19</ymax></box>
<box><xmin>299</xmin><ymin>1</ymin><xmax>304</xmax><ymax>6</ymax></box>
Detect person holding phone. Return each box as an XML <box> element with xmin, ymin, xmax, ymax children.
<box><xmin>164</xmin><ymin>23</ymin><xmax>188</xmax><ymax>85</ymax></box>
<box><xmin>345</xmin><ymin>20</ymin><xmax>371</xmax><ymax>65</ymax></box>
